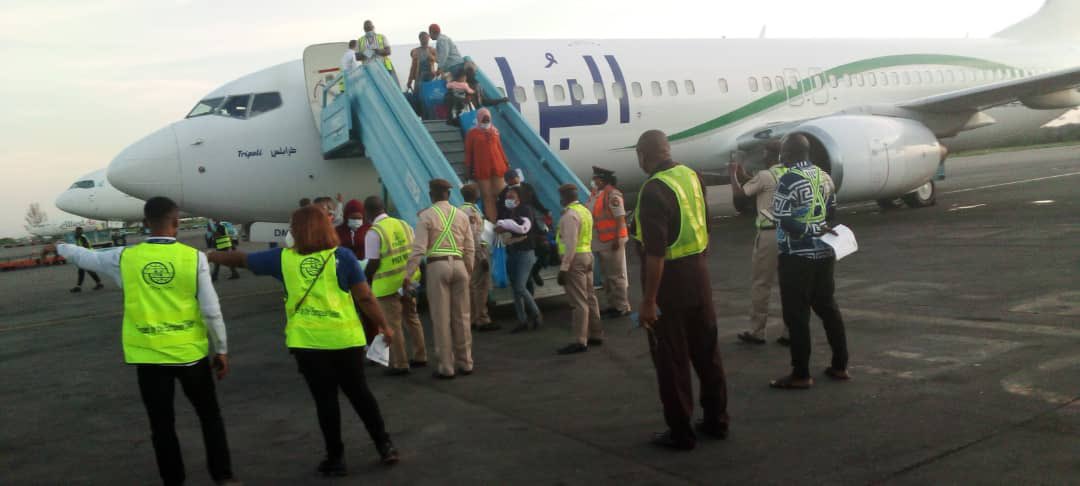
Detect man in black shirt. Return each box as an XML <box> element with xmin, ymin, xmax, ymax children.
<box><xmin>70</xmin><ymin>227</ymin><xmax>104</xmax><ymax>293</ymax></box>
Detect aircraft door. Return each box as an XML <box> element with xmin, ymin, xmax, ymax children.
<box><xmin>808</xmin><ymin>67</ymin><xmax>829</xmax><ymax>105</ymax></box>
<box><xmin>783</xmin><ymin>68</ymin><xmax>804</xmax><ymax>106</ymax></box>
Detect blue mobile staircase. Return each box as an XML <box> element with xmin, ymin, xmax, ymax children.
<box><xmin>319</xmin><ymin>60</ymin><xmax>586</xmax><ymax>226</ymax></box>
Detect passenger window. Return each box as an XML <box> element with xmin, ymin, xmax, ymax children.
<box><xmin>571</xmin><ymin>83</ymin><xmax>585</xmax><ymax>101</ymax></box>
<box><xmin>868</xmin><ymin>73</ymin><xmax>877</xmax><ymax>87</ymax></box>
<box><xmin>946</xmin><ymin>70</ymin><xmax>955</xmax><ymax>83</ymax></box>
<box><xmin>650</xmin><ymin>81</ymin><xmax>662</xmax><ymax>96</ymax></box>
<box><xmin>186</xmin><ymin>97</ymin><xmax>224</xmax><ymax>118</ymax></box>
<box><xmin>718</xmin><ymin>78</ymin><xmax>729</xmax><ymax>93</ymax></box>
<box><xmin>220</xmin><ymin>94</ymin><xmax>251</xmax><ymax>118</ymax></box>
<box><xmin>513</xmin><ymin>86</ymin><xmax>527</xmax><ymax>103</ymax></box>
<box><xmin>685</xmin><ymin>80</ymin><xmax>696</xmax><ymax>95</ymax></box>
<box><xmin>775</xmin><ymin>76</ymin><xmax>785</xmax><ymax>91</ymax></box>
<box><xmin>533</xmin><ymin>84</ymin><xmax>548</xmax><ymax>103</ymax></box>
<box><xmin>593</xmin><ymin>82</ymin><xmax>606</xmax><ymax>100</ymax></box>
<box><xmin>612</xmin><ymin>82</ymin><xmax>625</xmax><ymax>99</ymax></box>
<box><xmin>667</xmin><ymin>80</ymin><xmax>679</xmax><ymax>96</ymax></box>
<box><xmin>632</xmin><ymin>82</ymin><xmax>643</xmax><ymax>98</ymax></box>
<box><xmin>878</xmin><ymin>72</ymin><xmax>888</xmax><ymax>86</ymax></box>
<box><xmin>249</xmin><ymin>92</ymin><xmax>283</xmax><ymax>118</ymax></box>
<box><xmin>762</xmin><ymin>76</ymin><xmax>773</xmax><ymax>91</ymax></box>
<box><xmin>552</xmin><ymin>84</ymin><xmax>566</xmax><ymax>102</ymax></box>
<box><xmin>935</xmin><ymin>70</ymin><xmax>944</xmax><ymax>84</ymax></box>
<box><xmin>829</xmin><ymin>75</ymin><xmax>838</xmax><ymax>88</ymax></box>
<box><xmin>923</xmin><ymin>71</ymin><xmax>932</xmax><ymax>83</ymax></box>
<box><xmin>748</xmin><ymin>77</ymin><xmax>759</xmax><ymax>92</ymax></box>
<box><xmin>903</xmin><ymin>71</ymin><xmax>911</xmax><ymax>85</ymax></box>
<box><xmin>889</xmin><ymin>72</ymin><xmax>899</xmax><ymax>85</ymax></box>
<box><xmin>856</xmin><ymin>73</ymin><xmax>864</xmax><ymax>87</ymax></box>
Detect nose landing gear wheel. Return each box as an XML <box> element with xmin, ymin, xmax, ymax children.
<box><xmin>902</xmin><ymin>181</ymin><xmax>936</xmax><ymax>208</ymax></box>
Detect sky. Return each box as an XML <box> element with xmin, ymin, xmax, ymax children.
<box><xmin>0</xmin><ymin>0</ymin><xmax>1045</xmax><ymax>237</ymax></box>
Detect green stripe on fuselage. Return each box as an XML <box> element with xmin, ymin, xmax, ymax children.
<box><xmin>661</xmin><ymin>54</ymin><xmax>1016</xmax><ymax>143</ymax></box>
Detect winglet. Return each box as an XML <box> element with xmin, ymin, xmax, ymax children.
<box><xmin>994</xmin><ymin>0</ymin><xmax>1080</xmax><ymax>42</ymax></box>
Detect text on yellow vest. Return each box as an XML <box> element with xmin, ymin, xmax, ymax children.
<box><xmin>370</xmin><ymin>217</ymin><xmax>422</xmax><ymax>298</ymax></box>
<box><xmin>281</xmin><ymin>248</ymin><xmax>366</xmax><ymax>349</ymax></box>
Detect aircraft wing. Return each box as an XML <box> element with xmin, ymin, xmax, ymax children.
<box><xmin>898</xmin><ymin>65</ymin><xmax>1080</xmax><ymax>113</ymax></box>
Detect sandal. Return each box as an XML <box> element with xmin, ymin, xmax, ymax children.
<box><xmin>769</xmin><ymin>374</ymin><xmax>813</xmax><ymax>389</ymax></box>
<box><xmin>824</xmin><ymin>367</ymin><xmax>852</xmax><ymax>381</ymax></box>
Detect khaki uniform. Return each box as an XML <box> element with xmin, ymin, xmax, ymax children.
<box><xmin>405</xmin><ymin>201</ymin><xmax>476</xmax><ymax>376</ymax></box>
<box><xmin>742</xmin><ymin>168</ymin><xmax>788</xmax><ymax>340</ymax></box>
<box><xmin>463</xmin><ymin>203</ymin><xmax>491</xmax><ymax>326</ymax></box>
<box><xmin>559</xmin><ymin>206</ymin><xmax>603</xmax><ymax>345</ymax></box>
<box><xmin>588</xmin><ymin>187</ymin><xmax>630</xmax><ymax>313</ymax></box>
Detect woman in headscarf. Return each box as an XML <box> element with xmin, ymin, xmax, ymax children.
<box><xmin>465</xmin><ymin>107</ymin><xmax>510</xmax><ymax>222</ymax></box>
<box><xmin>207</xmin><ymin>205</ymin><xmax>400</xmax><ymax>475</ymax></box>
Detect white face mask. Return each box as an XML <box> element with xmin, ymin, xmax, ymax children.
<box><xmin>589</xmin><ymin>180</ymin><xmax>598</xmax><ymax>190</ymax></box>
<box><xmin>479</xmin><ymin>122</ymin><xmax>491</xmax><ymax>130</ymax></box>
<box><xmin>347</xmin><ymin>218</ymin><xmax>363</xmax><ymax>229</ymax></box>
<box><xmin>285</xmin><ymin>231</ymin><xmax>295</xmax><ymax>248</ymax></box>
<box><xmin>504</xmin><ymin>199</ymin><xmax>518</xmax><ymax>209</ymax></box>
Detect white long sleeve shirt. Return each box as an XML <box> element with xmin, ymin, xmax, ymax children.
<box><xmin>57</xmin><ymin>238</ymin><xmax>228</xmax><ymax>356</ymax></box>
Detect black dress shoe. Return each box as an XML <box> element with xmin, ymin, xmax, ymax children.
<box><xmin>586</xmin><ymin>338</ymin><xmax>603</xmax><ymax>347</ymax></box>
<box><xmin>384</xmin><ymin>368</ymin><xmax>410</xmax><ymax>376</ymax></box>
<box><xmin>650</xmin><ymin>431</ymin><xmax>694</xmax><ymax>451</ymax></box>
<box><xmin>557</xmin><ymin>343</ymin><xmax>588</xmax><ymax>355</ymax></box>
<box><xmin>530</xmin><ymin>314</ymin><xmax>544</xmax><ymax>330</ymax></box>
<box><xmin>738</xmin><ymin>332</ymin><xmax>766</xmax><ymax>345</ymax></box>
<box><xmin>408</xmin><ymin>360</ymin><xmax>427</xmax><ymax>368</ymax></box>
<box><xmin>317</xmin><ymin>456</ymin><xmax>347</xmax><ymax>476</ymax></box>
<box><xmin>776</xmin><ymin>336</ymin><xmax>791</xmax><ymax>346</ymax></box>
<box><xmin>694</xmin><ymin>420</ymin><xmax>729</xmax><ymax>440</ymax></box>
<box><xmin>377</xmin><ymin>441</ymin><xmax>399</xmax><ymax>465</ymax></box>
<box><xmin>92</xmin><ymin>283</ymin><xmax>104</xmax><ymax>290</ymax></box>
<box><xmin>432</xmin><ymin>371</ymin><xmax>456</xmax><ymax>380</ymax></box>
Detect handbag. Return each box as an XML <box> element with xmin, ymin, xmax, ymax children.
<box><xmin>491</xmin><ymin>240</ymin><xmax>508</xmax><ymax>289</ymax></box>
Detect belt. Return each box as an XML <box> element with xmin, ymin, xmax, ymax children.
<box><xmin>427</xmin><ymin>255</ymin><xmax>461</xmax><ymax>263</ymax></box>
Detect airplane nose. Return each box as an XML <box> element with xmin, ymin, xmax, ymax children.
<box><xmin>108</xmin><ymin>125</ymin><xmax>183</xmax><ymax>205</ymax></box>
<box><xmin>54</xmin><ymin>191</ymin><xmax>77</xmax><ymax>214</ymax></box>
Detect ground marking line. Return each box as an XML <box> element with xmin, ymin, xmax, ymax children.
<box><xmin>942</xmin><ymin>171</ymin><xmax>1080</xmax><ymax>195</ymax></box>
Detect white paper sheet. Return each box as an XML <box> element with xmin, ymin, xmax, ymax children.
<box><xmin>820</xmin><ymin>224</ymin><xmax>858</xmax><ymax>260</ymax></box>
<box><xmin>365</xmin><ymin>334</ymin><xmax>390</xmax><ymax>366</ymax></box>
<box><xmin>481</xmin><ymin>220</ymin><xmax>496</xmax><ymax>247</ymax></box>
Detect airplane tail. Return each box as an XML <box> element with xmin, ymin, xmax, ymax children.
<box><xmin>994</xmin><ymin>0</ymin><xmax>1080</xmax><ymax>42</ymax></box>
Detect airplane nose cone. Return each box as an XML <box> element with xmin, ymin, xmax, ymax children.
<box><xmin>54</xmin><ymin>191</ymin><xmax>77</xmax><ymax>214</ymax></box>
<box><xmin>108</xmin><ymin>125</ymin><xmax>183</xmax><ymax>205</ymax></box>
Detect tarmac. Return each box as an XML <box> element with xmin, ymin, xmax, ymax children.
<box><xmin>1</xmin><ymin>146</ymin><xmax>1078</xmax><ymax>485</ymax></box>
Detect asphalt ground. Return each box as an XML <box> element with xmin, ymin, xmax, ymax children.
<box><xmin>2</xmin><ymin>147</ymin><xmax>1077</xmax><ymax>485</ymax></box>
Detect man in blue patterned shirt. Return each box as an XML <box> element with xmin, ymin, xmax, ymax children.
<box><xmin>769</xmin><ymin>134</ymin><xmax>850</xmax><ymax>389</ymax></box>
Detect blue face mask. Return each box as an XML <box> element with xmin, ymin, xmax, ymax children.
<box><xmin>504</xmin><ymin>199</ymin><xmax>518</xmax><ymax>209</ymax></box>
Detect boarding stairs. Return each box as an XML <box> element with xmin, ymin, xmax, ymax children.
<box><xmin>423</xmin><ymin>121</ymin><xmax>469</xmax><ymax>182</ymax></box>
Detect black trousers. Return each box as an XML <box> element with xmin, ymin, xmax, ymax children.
<box><xmin>293</xmin><ymin>347</ymin><xmax>390</xmax><ymax>459</ymax></box>
<box><xmin>136</xmin><ymin>358</ymin><xmax>233</xmax><ymax>486</ymax></box>
<box><xmin>647</xmin><ymin>303</ymin><xmax>729</xmax><ymax>443</ymax></box>
<box><xmin>77</xmin><ymin>268</ymin><xmax>101</xmax><ymax>286</ymax></box>
<box><xmin>778</xmin><ymin>254</ymin><xmax>849</xmax><ymax>378</ymax></box>
<box><xmin>211</xmin><ymin>247</ymin><xmax>239</xmax><ymax>279</ymax></box>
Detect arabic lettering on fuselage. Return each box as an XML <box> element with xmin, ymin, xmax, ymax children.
<box><xmin>495</xmin><ymin>54</ymin><xmax>630</xmax><ymax>147</ymax></box>
<box><xmin>236</xmin><ymin>146</ymin><xmax>297</xmax><ymax>159</ymax></box>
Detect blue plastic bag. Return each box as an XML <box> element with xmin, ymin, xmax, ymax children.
<box><xmin>458</xmin><ymin>110</ymin><xmax>478</xmax><ymax>136</ymax></box>
<box><xmin>491</xmin><ymin>241</ymin><xmax>508</xmax><ymax>289</ymax></box>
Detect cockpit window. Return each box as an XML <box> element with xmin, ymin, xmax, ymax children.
<box><xmin>185</xmin><ymin>92</ymin><xmax>281</xmax><ymax>120</ymax></box>
<box><xmin>249</xmin><ymin>92</ymin><xmax>282</xmax><ymax>118</ymax></box>
<box><xmin>219</xmin><ymin>95</ymin><xmax>251</xmax><ymax>118</ymax></box>
<box><xmin>69</xmin><ymin>180</ymin><xmax>95</xmax><ymax>189</ymax></box>
<box><xmin>186</xmin><ymin>97</ymin><xmax>224</xmax><ymax>118</ymax></box>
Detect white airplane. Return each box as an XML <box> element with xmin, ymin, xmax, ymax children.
<box><xmin>55</xmin><ymin>169</ymin><xmax>146</xmax><ymax>222</ymax></box>
<box><xmin>107</xmin><ymin>0</ymin><xmax>1080</xmax><ymax>225</ymax></box>
<box><xmin>26</xmin><ymin>218</ymin><xmax>106</xmax><ymax>239</ymax></box>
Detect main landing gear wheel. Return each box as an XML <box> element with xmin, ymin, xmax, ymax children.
<box><xmin>902</xmin><ymin>181</ymin><xmax>936</xmax><ymax>208</ymax></box>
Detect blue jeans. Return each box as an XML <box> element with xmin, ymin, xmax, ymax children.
<box><xmin>507</xmin><ymin>249</ymin><xmax>540</xmax><ymax>324</ymax></box>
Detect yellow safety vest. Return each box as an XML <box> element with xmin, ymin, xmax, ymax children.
<box><xmin>214</xmin><ymin>235</ymin><xmax>232</xmax><ymax>250</ymax></box>
<box><xmin>370</xmin><ymin>217</ymin><xmax>421</xmax><ymax>298</ymax></box>
<box><xmin>756</xmin><ymin>165</ymin><xmax>790</xmax><ymax>229</ymax></box>
<box><xmin>790</xmin><ymin>166</ymin><xmax>828</xmax><ymax>226</ymax></box>
<box><xmin>359</xmin><ymin>33</ymin><xmax>394</xmax><ymax>71</ymax></box>
<box><xmin>426</xmin><ymin>205</ymin><xmax>463</xmax><ymax>258</ymax></box>
<box><xmin>633</xmin><ymin>164</ymin><xmax>709</xmax><ymax>260</ymax></box>
<box><xmin>557</xmin><ymin>202</ymin><xmax>593</xmax><ymax>255</ymax></box>
<box><xmin>281</xmin><ymin>248</ymin><xmax>366</xmax><ymax>349</ymax></box>
<box><xmin>120</xmin><ymin>242</ymin><xmax>208</xmax><ymax>364</ymax></box>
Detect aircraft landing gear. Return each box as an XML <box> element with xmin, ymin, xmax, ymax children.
<box><xmin>902</xmin><ymin>181</ymin><xmax>936</xmax><ymax>208</ymax></box>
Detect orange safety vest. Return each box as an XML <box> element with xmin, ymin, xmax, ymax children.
<box><xmin>592</xmin><ymin>186</ymin><xmax>628</xmax><ymax>243</ymax></box>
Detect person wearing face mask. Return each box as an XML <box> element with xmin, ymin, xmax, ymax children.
<box><xmin>495</xmin><ymin>186</ymin><xmax>544</xmax><ymax>333</ymax></box>
<box><xmin>465</xmin><ymin>107</ymin><xmax>510</xmax><ymax>222</ymax></box>
<box><xmin>335</xmin><ymin>199</ymin><xmax>369</xmax><ymax>259</ymax></box>
<box><xmin>358</xmin><ymin>20</ymin><xmax>398</xmax><ymax>87</ymax></box>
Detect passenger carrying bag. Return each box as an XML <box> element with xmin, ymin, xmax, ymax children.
<box><xmin>491</xmin><ymin>240</ymin><xmax>508</xmax><ymax>289</ymax></box>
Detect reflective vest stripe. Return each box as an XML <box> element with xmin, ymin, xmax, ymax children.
<box><xmin>557</xmin><ymin>202</ymin><xmax>593</xmax><ymax>255</ymax></box>
<box><xmin>755</xmin><ymin>166</ymin><xmax>790</xmax><ymax>229</ymax></box>
<box><xmin>633</xmin><ymin>164</ymin><xmax>709</xmax><ymax>260</ymax></box>
<box><xmin>370</xmin><ymin>218</ymin><xmax>421</xmax><ymax>298</ymax></box>
<box><xmin>592</xmin><ymin>188</ymin><xmax>628</xmax><ymax>242</ymax></box>
<box><xmin>120</xmin><ymin>242</ymin><xmax>208</xmax><ymax>364</ymax></box>
<box><xmin>427</xmin><ymin>206</ymin><xmax>463</xmax><ymax>258</ymax></box>
<box><xmin>281</xmin><ymin>248</ymin><xmax>366</xmax><ymax>349</ymax></box>
<box><xmin>215</xmin><ymin>236</ymin><xmax>232</xmax><ymax>250</ymax></box>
